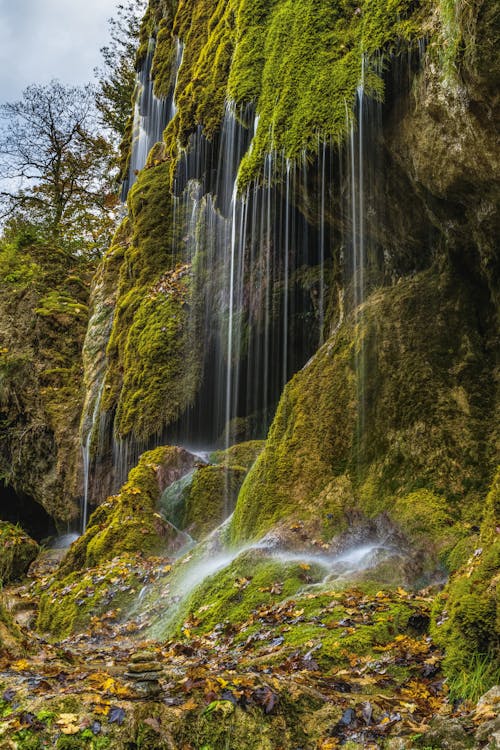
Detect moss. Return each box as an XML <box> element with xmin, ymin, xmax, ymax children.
<box><xmin>167</xmin><ymin>548</ymin><xmax>326</xmax><ymax>636</ymax></box>
<box><xmin>59</xmin><ymin>445</ymin><xmax>195</xmax><ymax>573</ymax></box>
<box><xmin>101</xmin><ymin>163</ymin><xmax>204</xmax><ymax>443</ymax></box>
<box><xmin>231</xmin><ymin>269</ymin><xmax>496</xmax><ymax>548</ymax></box>
<box><xmin>0</xmin><ymin>522</ymin><xmax>39</xmax><ymax>583</ymax></box>
<box><xmin>153</xmin><ymin>0</ymin><xmax>431</xmax><ymax>188</ymax></box>
<box><xmin>151</xmin><ymin>19</ymin><xmax>176</xmax><ymax>98</ymax></box>
<box><xmin>115</xmin><ymin>266</ymin><xmax>200</xmax><ymax>440</ymax></box>
<box><xmin>161</xmin><ymin>464</ymin><xmax>248</xmax><ymax>540</ymax></box>
<box><xmin>230</xmin><ymin>322</ymin><xmax>357</xmax><ymax>543</ymax></box>
<box><xmin>36</xmin><ymin>553</ymin><xmax>152</xmax><ymax>639</ymax></box>
<box><xmin>211</xmin><ymin>440</ymin><xmax>266</xmax><ymax>470</ymax></box>
<box><xmin>184</xmin><ymin>465</ymin><xmax>248</xmax><ymax>539</ymax></box>
<box><xmin>0</xmin><ymin>593</ymin><xmax>22</xmax><ymax>653</ymax></box>
<box><xmin>0</xmin><ymin>231</ymin><xmax>92</xmax><ymax>523</ymax></box>
<box><xmin>431</xmin><ymin>469</ymin><xmax>500</xmax><ymax>700</ymax></box>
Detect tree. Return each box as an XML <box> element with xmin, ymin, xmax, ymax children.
<box><xmin>0</xmin><ymin>81</ymin><xmax>117</xmax><ymax>254</ymax></box>
<box><xmin>95</xmin><ymin>0</ymin><xmax>147</xmax><ymax>141</ymax></box>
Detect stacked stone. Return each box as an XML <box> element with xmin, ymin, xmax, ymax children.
<box><xmin>125</xmin><ymin>650</ymin><xmax>163</xmax><ymax>697</ymax></box>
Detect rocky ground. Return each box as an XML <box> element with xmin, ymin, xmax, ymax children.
<box><xmin>0</xmin><ymin>547</ymin><xmax>498</xmax><ymax>750</ymax></box>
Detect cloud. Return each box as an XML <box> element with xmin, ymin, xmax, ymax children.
<box><xmin>0</xmin><ymin>0</ymin><xmax>119</xmax><ymax>102</ymax></box>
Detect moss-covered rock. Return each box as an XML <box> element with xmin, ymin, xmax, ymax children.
<box><xmin>59</xmin><ymin>445</ymin><xmax>196</xmax><ymax>574</ymax></box>
<box><xmin>431</xmin><ymin>469</ymin><xmax>500</xmax><ymax>700</ymax></box>
<box><xmin>164</xmin><ymin>464</ymin><xmax>247</xmax><ymax>540</ymax></box>
<box><xmin>211</xmin><ymin>440</ymin><xmax>266</xmax><ymax>470</ymax></box>
<box><xmin>0</xmin><ymin>522</ymin><xmax>39</xmax><ymax>583</ymax></box>
<box><xmin>169</xmin><ymin>547</ymin><xmax>326</xmax><ymax>637</ymax></box>
<box><xmin>36</xmin><ymin>553</ymin><xmax>162</xmax><ymax>639</ymax></box>
<box><xmin>0</xmin><ymin>230</ymin><xmax>93</xmax><ymax>523</ymax></box>
<box><xmin>101</xmin><ymin>163</ymin><xmax>204</xmax><ymax>443</ymax></box>
<box><xmin>0</xmin><ymin>594</ymin><xmax>22</xmax><ymax>655</ymax></box>
<box><xmin>158</xmin><ymin>0</ymin><xmax>430</xmax><ymax>188</ymax></box>
<box><xmin>230</xmin><ymin>269</ymin><xmax>496</xmax><ymax>565</ymax></box>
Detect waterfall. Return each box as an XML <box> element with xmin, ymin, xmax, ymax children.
<box><xmin>122</xmin><ymin>37</ymin><xmax>183</xmax><ymax>199</ymax></box>
<box><xmin>343</xmin><ymin>56</ymin><xmax>384</xmax><ymax>473</ymax></box>
<box><xmin>102</xmin><ymin>54</ymin><xmax>387</xmax><ymax>503</ymax></box>
<box><xmin>81</xmin><ymin>379</ymin><xmax>105</xmax><ymax>532</ymax></box>
<box><xmin>160</xmin><ymin>103</ymin><xmax>330</xmax><ymax>457</ymax></box>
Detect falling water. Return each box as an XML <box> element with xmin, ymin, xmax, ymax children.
<box><xmin>107</xmin><ymin>50</ymin><xmax>389</xmax><ymax>504</ymax></box>
<box><xmin>81</xmin><ymin>379</ymin><xmax>105</xmax><ymax>532</ymax></box>
<box><xmin>123</xmin><ymin>37</ymin><xmax>183</xmax><ymax>198</ymax></box>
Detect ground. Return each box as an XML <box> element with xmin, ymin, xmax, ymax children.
<box><xmin>0</xmin><ymin>548</ymin><xmax>498</xmax><ymax>749</ymax></box>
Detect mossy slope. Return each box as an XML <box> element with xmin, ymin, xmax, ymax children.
<box><xmin>0</xmin><ymin>522</ymin><xmax>39</xmax><ymax>583</ymax></box>
<box><xmin>0</xmin><ymin>231</ymin><xmax>92</xmax><ymax>522</ymax></box>
<box><xmin>60</xmin><ymin>445</ymin><xmax>196</xmax><ymax>574</ymax></box>
<box><xmin>431</xmin><ymin>468</ymin><xmax>500</xmax><ymax>700</ymax></box>
<box><xmin>231</xmin><ymin>268</ymin><xmax>496</xmax><ymax>559</ymax></box>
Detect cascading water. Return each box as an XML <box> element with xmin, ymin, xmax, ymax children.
<box><xmin>163</xmin><ymin>104</ymin><xmax>331</xmax><ymax>454</ymax></box>
<box><xmin>343</xmin><ymin>55</ymin><xmax>385</xmax><ymax>474</ymax></box>
<box><xmin>81</xmin><ymin>379</ymin><xmax>105</xmax><ymax>533</ymax></box>
<box><xmin>87</xmin><ymin>45</ymin><xmax>385</xmax><ymax>520</ymax></box>
<box><xmin>122</xmin><ymin>37</ymin><xmax>183</xmax><ymax>200</ymax></box>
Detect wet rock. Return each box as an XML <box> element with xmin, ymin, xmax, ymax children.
<box><xmin>130</xmin><ymin>650</ymin><xmax>159</xmax><ymax>664</ymax></box>
<box><xmin>127</xmin><ymin>661</ymin><xmax>161</xmax><ymax>674</ymax></box>
<box><xmin>125</xmin><ymin>651</ymin><xmax>163</xmax><ymax>698</ymax></box>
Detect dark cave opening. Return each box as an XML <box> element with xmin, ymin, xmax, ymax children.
<box><xmin>0</xmin><ymin>481</ymin><xmax>57</xmax><ymax>542</ymax></box>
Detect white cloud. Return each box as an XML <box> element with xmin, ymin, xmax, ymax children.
<box><xmin>0</xmin><ymin>0</ymin><xmax>120</xmax><ymax>101</ymax></box>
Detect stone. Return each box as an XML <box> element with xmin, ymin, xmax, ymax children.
<box><xmin>476</xmin><ymin>717</ymin><xmax>500</xmax><ymax>746</ymax></box>
<box><xmin>126</xmin><ymin>661</ymin><xmax>162</xmax><ymax>674</ymax></box>
<box><xmin>420</xmin><ymin>716</ymin><xmax>473</xmax><ymax>750</ymax></box>
<box><xmin>478</xmin><ymin>686</ymin><xmax>500</xmax><ymax>707</ymax></box>
<box><xmin>130</xmin><ymin>650</ymin><xmax>158</xmax><ymax>663</ymax></box>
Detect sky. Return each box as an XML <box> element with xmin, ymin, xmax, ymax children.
<box><xmin>0</xmin><ymin>0</ymin><xmax>120</xmax><ymax>103</ymax></box>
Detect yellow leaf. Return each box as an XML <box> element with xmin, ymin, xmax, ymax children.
<box><xmin>94</xmin><ymin>703</ymin><xmax>110</xmax><ymax>716</ymax></box>
<box><xmin>11</xmin><ymin>659</ymin><xmax>30</xmax><ymax>672</ymax></box>
<box><xmin>180</xmin><ymin>698</ymin><xmax>198</xmax><ymax>711</ymax></box>
<box><xmin>61</xmin><ymin>724</ymin><xmax>80</xmax><ymax>735</ymax></box>
<box><xmin>57</xmin><ymin>714</ymin><xmax>78</xmax><ymax>723</ymax></box>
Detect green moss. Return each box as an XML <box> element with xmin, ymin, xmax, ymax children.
<box><xmin>102</xmin><ymin>163</ymin><xmax>203</xmax><ymax>442</ymax></box>
<box><xmin>230</xmin><ymin>322</ymin><xmax>357</xmax><ymax>543</ymax></box>
<box><xmin>161</xmin><ymin>463</ymin><xmax>248</xmax><ymax>540</ymax></box>
<box><xmin>0</xmin><ymin>592</ymin><xmax>22</xmax><ymax>653</ymax></box>
<box><xmin>59</xmin><ymin>446</ymin><xmax>194</xmax><ymax>573</ymax></box>
<box><xmin>168</xmin><ymin>548</ymin><xmax>325</xmax><ymax>636</ymax></box>
<box><xmin>431</xmin><ymin>469</ymin><xmax>500</xmax><ymax>700</ymax></box>
<box><xmin>231</xmin><ymin>270</ymin><xmax>496</xmax><ymax>548</ymax></box>
<box><xmin>36</xmin><ymin>553</ymin><xmax>150</xmax><ymax>638</ymax></box>
<box><xmin>151</xmin><ymin>19</ymin><xmax>176</xmax><ymax>98</ymax></box>
<box><xmin>211</xmin><ymin>440</ymin><xmax>266</xmax><ymax>470</ymax></box>
<box><xmin>182</xmin><ymin>465</ymin><xmax>247</xmax><ymax>539</ymax></box>
<box><xmin>0</xmin><ymin>522</ymin><xmax>39</xmax><ymax>583</ymax></box>
<box><xmin>0</xmin><ymin>231</ymin><xmax>92</xmax><ymax>523</ymax></box>
<box><xmin>115</xmin><ymin>267</ymin><xmax>200</xmax><ymax>439</ymax></box>
<box><xmin>153</xmin><ymin>0</ymin><xmax>430</xmax><ymax>188</ymax></box>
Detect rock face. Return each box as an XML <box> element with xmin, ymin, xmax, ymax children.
<box><xmin>0</xmin><ymin>522</ymin><xmax>39</xmax><ymax>583</ymax></box>
<box><xmin>0</xmin><ymin>235</ymin><xmax>91</xmax><ymax>523</ymax></box>
<box><xmin>59</xmin><ymin>445</ymin><xmax>197</xmax><ymax>573</ymax></box>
